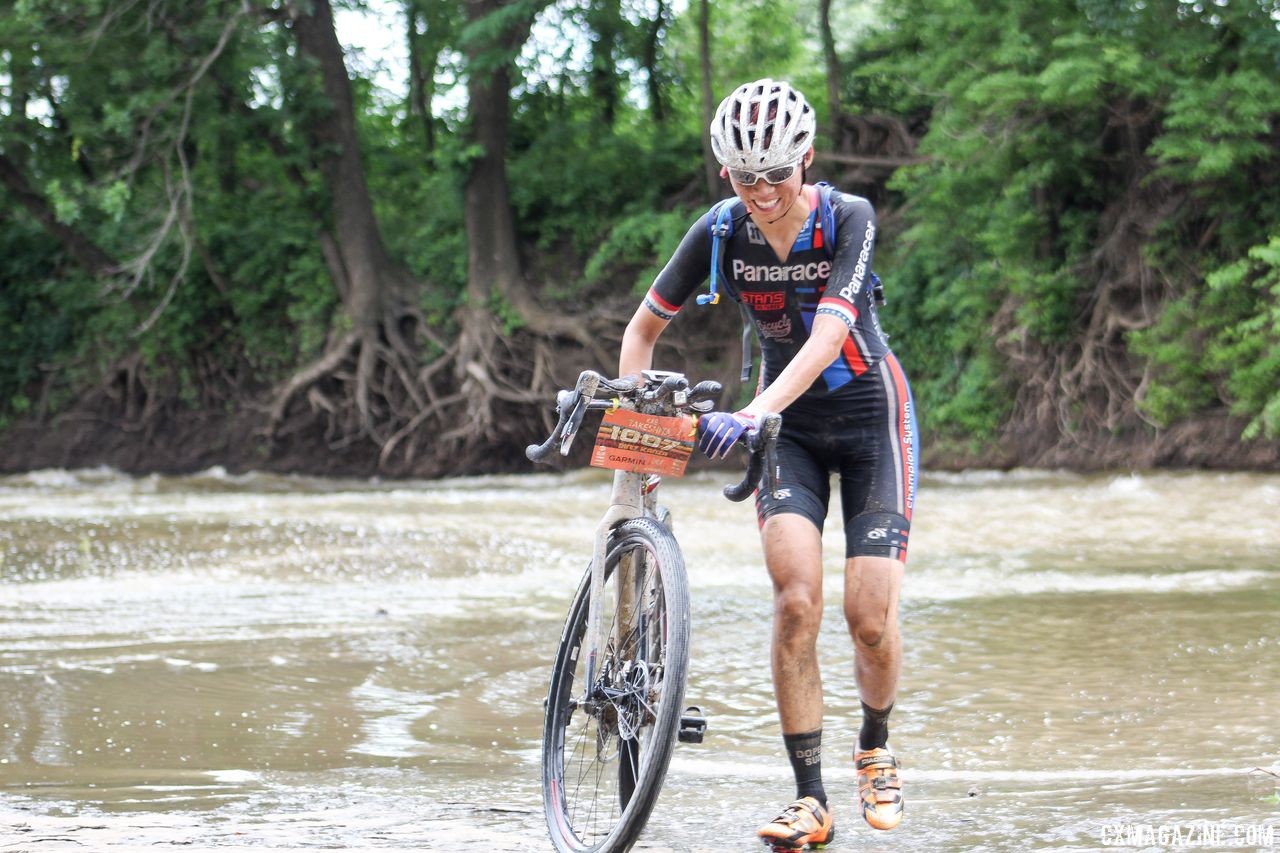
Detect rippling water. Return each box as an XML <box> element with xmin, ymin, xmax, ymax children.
<box><xmin>2</xmin><ymin>466</ymin><xmax>1278</xmax><ymax>850</ymax></box>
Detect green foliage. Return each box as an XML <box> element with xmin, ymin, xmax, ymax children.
<box><xmin>360</xmin><ymin>86</ymin><xmax>470</xmax><ymax>328</ymax></box>
<box><xmin>459</xmin><ymin>0</ymin><xmax>548</xmax><ymax>75</ymax></box>
<box><xmin>862</xmin><ymin>0</ymin><xmax>1280</xmax><ymax>449</ymax></box>
<box><xmin>507</xmin><ymin>95</ymin><xmax>699</xmax><ymax>255</ymax></box>
<box><xmin>0</xmin><ymin>1</ymin><xmax>416</xmax><ymax>413</ymax></box>
<box><xmin>490</xmin><ymin>291</ymin><xmax>525</xmax><ymax>336</ymax></box>
<box><xmin>1151</xmin><ymin>71</ymin><xmax>1280</xmax><ymax>184</ymax></box>
<box><xmin>704</xmin><ymin>0</ymin><xmax>807</xmax><ymax>94</ymax></box>
<box><xmin>1137</xmin><ymin>236</ymin><xmax>1280</xmax><ymax>439</ymax></box>
<box><xmin>1128</xmin><ymin>299</ymin><xmax>1219</xmax><ymax>426</ymax></box>
<box><xmin>0</xmin><ymin>216</ymin><xmax>86</xmax><ymax>419</ymax></box>
<box><xmin>663</xmin><ymin>0</ymin><xmax>822</xmax><ymax>122</ymax></box>
<box><xmin>582</xmin><ymin>206</ymin><xmax>698</xmax><ymax>295</ymax></box>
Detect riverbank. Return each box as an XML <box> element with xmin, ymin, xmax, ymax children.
<box><xmin>2</xmin><ymin>405</ymin><xmax>1278</xmax><ymax>478</ymax></box>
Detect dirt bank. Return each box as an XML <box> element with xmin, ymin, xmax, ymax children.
<box><xmin>2</xmin><ymin>404</ymin><xmax>1276</xmax><ymax>478</ymax></box>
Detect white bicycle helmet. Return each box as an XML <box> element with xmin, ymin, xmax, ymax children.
<box><xmin>709</xmin><ymin>79</ymin><xmax>816</xmax><ymax>173</ymax></box>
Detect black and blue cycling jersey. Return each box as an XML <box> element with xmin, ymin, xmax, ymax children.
<box><xmin>644</xmin><ymin>186</ymin><xmax>892</xmax><ymax>405</ymax></box>
<box><xmin>641</xmin><ymin>185</ymin><xmax>919</xmax><ymax>561</ymax></box>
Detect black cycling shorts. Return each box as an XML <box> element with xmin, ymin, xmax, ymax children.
<box><xmin>754</xmin><ymin>353</ymin><xmax>919</xmax><ymax>562</ymax></box>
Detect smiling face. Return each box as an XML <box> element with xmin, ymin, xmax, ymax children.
<box><xmin>728</xmin><ymin>147</ymin><xmax>814</xmax><ymax>224</ymax></box>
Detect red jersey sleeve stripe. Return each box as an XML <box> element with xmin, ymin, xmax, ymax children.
<box><xmin>647</xmin><ymin>288</ymin><xmax>681</xmax><ymax>312</ymax></box>
<box><xmin>816</xmin><ymin>298</ymin><xmax>858</xmax><ymax>331</ymax></box>
<box><xmin>643</xmin><ymin>287</ymin><xmax>682</xmax><ymax>320</ymax></box>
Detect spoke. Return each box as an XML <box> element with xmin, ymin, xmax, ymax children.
<box><xmin>567</xmin><ymin>715</ymin><xmax>618</xmax><ymax>842</ymax></box>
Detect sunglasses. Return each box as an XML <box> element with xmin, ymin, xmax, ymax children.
<box><xmin>727</xmin><ymin>161</ymin><xmax>801</xmax><ymax>187</ymax></box>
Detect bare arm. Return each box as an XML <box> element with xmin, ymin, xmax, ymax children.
<box><xmin>739</xmin><ymin>313</ymin><xmax>848</xmax><ymax>417</ymax></box>
<box><xmin>619</xmin><ymin>304</ymin><xmax>670</xmax><ymax>378</ymax></box>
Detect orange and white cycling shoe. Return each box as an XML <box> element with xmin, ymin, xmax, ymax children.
<box><xmin>855</xmin><ymin>747</ymin><xmax>903</xmax><ymax>830</ymax></box>
<box><xmin>756</xmin><ymin>796</ymin><xmax>835</xmax><ymax>850</ymax></box>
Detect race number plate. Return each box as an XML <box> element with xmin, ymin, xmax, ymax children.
<box><xmin>590</xmin><ymin>409</ymin><xmax>696</xmax><ymax>477</ymax></box>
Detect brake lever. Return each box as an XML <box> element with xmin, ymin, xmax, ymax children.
<box><xmin>644</xmin><ymin>373</ymin><xmax>688</xmax><ymax>404</ymax></box>
<box><xmin>756</xmin><ymin>413</ymin><xmax>782</xmax><ymax>498</ymax></box>
<box><xmin>526</xmin><ymin>389</ymin><xmax>576</xmax><ymax>463</ymax></box>
<box><xmin>559</xmin><ymin>371</ymin><xmax>604</xmax><ymax>455</ymax></box>
<box><xmin>559</xmin><ymin>395</ymin><xmax>588</xmax><ymax>456</ymax></box>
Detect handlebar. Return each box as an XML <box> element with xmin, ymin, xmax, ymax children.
<box><xmin>722</xmin><ymin>412</ymin><xmax>782</xmax><ymax>502</ymax></box>
<box><xmin>526</xmin><ymin>369</ymin><xmax>783</xmax><ymax>500</ymax></box>
<box><xmin>524</xmin><ymin>371</ymin><xmax>629</xmax><ymax>463</ymax></box>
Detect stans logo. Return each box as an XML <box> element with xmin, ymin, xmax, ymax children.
<box><xmin>742</xmin><ymin>291</ymin><xmax>786</xmax><ymax>311</ymax></box>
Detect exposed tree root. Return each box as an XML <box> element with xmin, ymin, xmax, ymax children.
<box><xmin>820</xmin><ymin>112</ymin><xmax>925</xmax><ymax>203</ymax></box>
<box><xmin>994</xmin><ymin>163</ymin><xmax>1189</xmax><ymax>463</ymax></box>
<box><xmin>266</xmin><ymin>332</ymin><xmax>359</xmax><ymax>437</ymax></box>
<box><xmin>251</xmin><ymin>261</ymin><xmax>762</xmax><ymax>477</ymax></box>
<box><xmin>260</xmin><ymin>287</ymin><xmax>622</xmax><ymax>476</ymax></box>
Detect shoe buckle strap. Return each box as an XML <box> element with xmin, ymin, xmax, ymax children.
<box><xmin>774</xmin><ymin>798</ymin><xmax>822</xmax><ymax>826</ymax></box>
<box><xmin>863</xmin><ymin>772</ymin><xmax>902</xmax><ymax>804</ymax></box>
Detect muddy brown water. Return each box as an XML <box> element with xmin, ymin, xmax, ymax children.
<box><xmin>2</xmin><ymin>466</ymin><xmax>1278</xmax><ymax>851</ymax></box>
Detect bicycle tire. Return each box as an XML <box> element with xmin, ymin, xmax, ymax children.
<box><xmin>542</xmin><ymin>517</ymin><xmax>690</xmax><ymax>853</ymax></box>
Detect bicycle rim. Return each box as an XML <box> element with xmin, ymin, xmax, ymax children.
<box><xmin>542</xmin><ymin>517</ymin><xmax>690</xmax><ymax>853</ymax></box>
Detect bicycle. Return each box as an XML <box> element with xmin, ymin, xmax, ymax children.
<box><xmin>526</xmin><ymin>369</ymin><xmax>781</xmax><ymax>853</ymax></box>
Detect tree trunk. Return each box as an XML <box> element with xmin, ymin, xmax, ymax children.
<box><xmin>406</xmin><ymin>3</ymin><xmax>436</xmax><ymax>152</ymax></box>
<box><xmin>642</xmin><ymin>0</ymin><xmax>666</xmax><ymax>124</ymax></box>
<box><xmin>588</xmin><ymin>0</ymin><xmax>622</xmax><ymax>127</ymax></box>
<box><xmin>278</xmin><ymin>0</ymin><xmax>422</xmax><ymax>446</ymax></box>
<box><xmin>459</xmin><ymin>0</ymin><xmax>591</xmax><ymax>369</ymax></box>
<box><xmin>289</xmin><ymin>0</ymin><xmax>397</xmax><ymax>340</ymax></box>
<box><xmin>818</xmin><ymin>0</ymin><xmax>843</xmax><ymax>126</ymax></box>
<box><xmin>459</xmin><ymin>0</ymin><xmax>530</xmax><ymax>381</ymax></box>
<box><xmin>452</xmin><ymin>0</ymin><xmax>604</xmax><ymax>451</ymax></box>
<box><xmin>698</xmin><ymin>0</ymin><xmax>718</xmax><ymax>202</ymax></box>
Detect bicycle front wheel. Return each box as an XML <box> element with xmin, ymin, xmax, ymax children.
<box><xmin>542</xmin><ymin>517</ymin><xmax>690</xmax><ymax>853</ymax></box>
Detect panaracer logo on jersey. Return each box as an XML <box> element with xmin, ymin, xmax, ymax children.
<box><xmin>732</xmin><ymin>258</ymin><xmax>831</xmax><ymax>283</ymax></box>
<box><xmin>741</xmin><ymin>290</ymin><xmax>786</xmax><ymax>311</ymax></box>
<box><xmin>838</xmin><ymin>218</ymin><xmax>876</xmax><ymax>302</ymax></box>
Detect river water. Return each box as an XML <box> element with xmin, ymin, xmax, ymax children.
<box><xmin>1</xmin><ymin>466</ymin><xmax>1278</xmax><ymax>851</ymax></box>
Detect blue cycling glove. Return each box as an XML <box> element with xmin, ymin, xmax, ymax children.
<box><xmin>697</xmin><ymin>411</ymin><xmax>756</xmax><ymax>459</ymax></box>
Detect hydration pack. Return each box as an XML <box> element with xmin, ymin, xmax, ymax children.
<box><xmin>700</xmin><ymin>181</ymin><xmax>884</xmax><ymax>382</ymax></box>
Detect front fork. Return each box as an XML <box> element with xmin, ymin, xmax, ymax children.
<box><xmin>583</xmin><ymin>471</ymin><xmax>661</xmax><ymax>715</ymax></box>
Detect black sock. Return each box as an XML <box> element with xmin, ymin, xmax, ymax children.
<box><xmin>783</xmin><ymin>729</ymin><xmax>826</xmax><ymax>806</ymax></box>
<box><xmin>859</xmin><ymin>701</ymin><xmax>893</xmax><ymax>750</ymax></box>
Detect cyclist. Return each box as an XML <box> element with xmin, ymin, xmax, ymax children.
<box><xmin>618</xmin><ymin>78</ymin><xmax>918</xmax><ymax>848</ymax></box>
